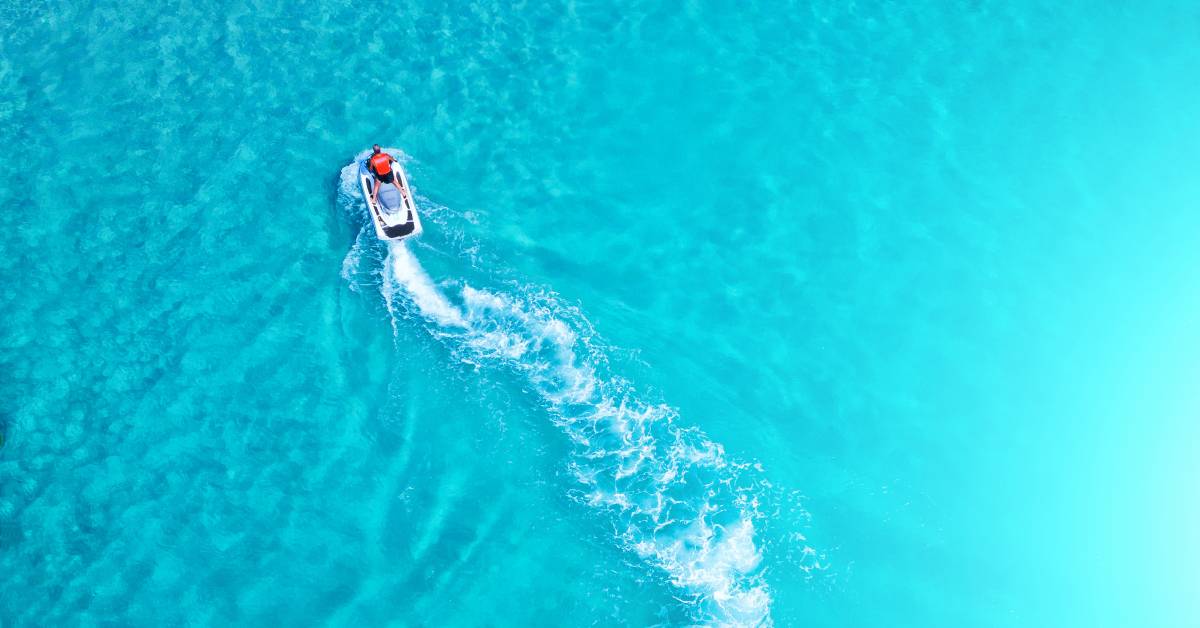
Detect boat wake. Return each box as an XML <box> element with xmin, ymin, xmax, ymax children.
<box><xmin>339</xmin><ymin>156</ymin><xmax>779</xmax><ymax>626</ymax></box>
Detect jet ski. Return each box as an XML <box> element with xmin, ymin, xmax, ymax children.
<box><xmin>358</xmin><ymin>156</ymin><xmax>423</xmax><ymax>241</ymax></box>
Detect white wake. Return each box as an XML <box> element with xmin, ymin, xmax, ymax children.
<box><xmin>340</xmin><ymin>155</ymin><xmax>780</xmax><ymax>626</ymax></box>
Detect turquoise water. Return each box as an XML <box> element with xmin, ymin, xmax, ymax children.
<box><xmin>3</xmin><ymin>1</ymin><xmax>1200</xmax><ymax>626</ymax></box>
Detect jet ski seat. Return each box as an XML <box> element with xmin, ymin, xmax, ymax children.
<box><xmin>377</xmin><ymin>184</ymin><xmax>403</xmax><ymax>213</ymax></box>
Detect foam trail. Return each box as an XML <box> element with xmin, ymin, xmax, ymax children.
<box><xmin>340</xmin><ymin>157</ymin><xmax>773</xmax><ymax>626</ymax></box>
<box><xmin>384</xmin><ymin>243</ymin><xmax>466</xmax><ymax>329</ymax></box>
<box><xmin>386</xmin><ymin>245</ymin><xmax>770</xmax><ymax>626</ymax></box>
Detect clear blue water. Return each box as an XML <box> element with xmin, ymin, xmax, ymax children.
<box><xmin>3</xmin><ymin>2</ymin><xmax>1200</xmax><ymax>626</ymax></box>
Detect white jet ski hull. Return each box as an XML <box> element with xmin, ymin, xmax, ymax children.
<box><xmin>359</xmin><ymin>157</ymin><xmax>423</xmax><ymax>241</ymax></box>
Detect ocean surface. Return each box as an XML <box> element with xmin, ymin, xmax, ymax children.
<box><xmin>3</xmin><ymin>1</ymin><xmax>1200</xmax><ymax>626</ymax></box>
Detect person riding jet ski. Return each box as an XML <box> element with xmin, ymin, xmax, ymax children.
<box><xmin>367</xmin><ymin>144</ymin><xmax>410</xmax><ymax>206</ymax></box>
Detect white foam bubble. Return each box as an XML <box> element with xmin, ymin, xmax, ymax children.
<box><xmin>411</xmin><ymin>281</ymin><xmax>771</xmax><ymax>625</ymax></box>
<box><xmin>385</xmin><ymin>242</ymin><xmax>467</xmax><ymax>329</ymax></box>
